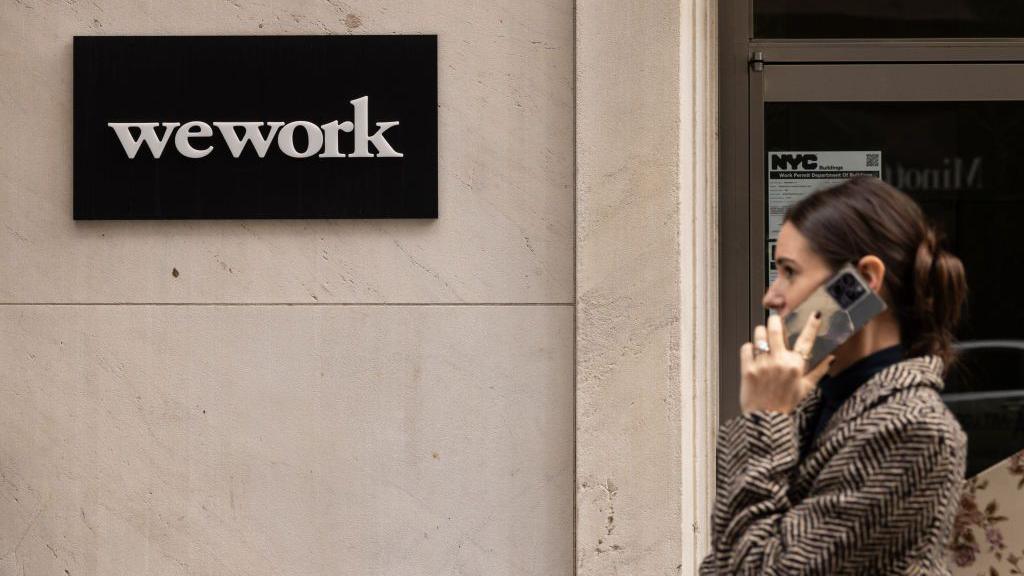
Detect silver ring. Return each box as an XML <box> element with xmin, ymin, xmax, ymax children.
<box><xmin>754</xmin><ymin>340</ymin><xmax>770</xmax><ymax>355</ymax></box>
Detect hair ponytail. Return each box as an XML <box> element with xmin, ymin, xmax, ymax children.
<box><xmin>907</xmin><ymin>227</ymin><xmax>968</xmax><ymax>367</ymax></box>
<box><xmin>785</xmin><ymin>175</ymin><xmax>969</xmax><ymax>372</ymax></box>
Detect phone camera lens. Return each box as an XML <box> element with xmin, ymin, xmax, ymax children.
<box><xmin>827</xmin><ymin>272</ymin><xmax>867</xmax><ymax>309</ymax></box>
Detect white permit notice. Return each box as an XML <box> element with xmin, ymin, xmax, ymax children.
<box><xmin>766</xmin><ymin>151</ymin><xmax>882</xmax><ymax>284</ymax></box>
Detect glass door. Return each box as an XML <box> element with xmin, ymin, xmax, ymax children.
<box><xmin>751</xmin><ymin>61</ymin><xmax>1024</xmax><ymax>477</ymax></box>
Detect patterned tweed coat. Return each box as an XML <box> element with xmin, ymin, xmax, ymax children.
<box><xmin>700</xmin><ymin>355</ymin><xmax>967</xmax><ymax>575</ymax></box>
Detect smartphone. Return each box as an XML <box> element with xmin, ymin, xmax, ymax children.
<box><xmin>782</xmin><ymin>263</ymin><xmax>887</xmax><ymax>369</ymax></box>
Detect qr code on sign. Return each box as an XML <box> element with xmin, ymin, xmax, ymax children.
<box><xmin>866</xmin><ymin>153</ymin><xmax>880</xmax><ymax>167</ymax></box>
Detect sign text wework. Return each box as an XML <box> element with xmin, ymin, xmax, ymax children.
<box><xmin>74</xmin><ymin>36</ymin><xmax>437</xmax><ymax>219</ymax></box>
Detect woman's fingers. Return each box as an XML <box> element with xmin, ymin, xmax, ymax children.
<box><xmin>793</xmin><ymin>311</ymin><xmax>822</xmax><ymax>358</ymax></box>
<box><xmin>803</xmin><ymin>354</ymin><xmax>835</xmax><ymax>392</ymax></box>
<box><xmin>740</xmin><ymin>342</ymin><xmax>754</xmax><ymax>374</ymax></box>
<box><xmin>752</xmin><ymin>325</ymin><xmax>768</xmax><ymax>360</ymax></box>
<box><xmin>753</xmin><ymin>324</ymin><xmax>767</xmax><ymax>345</ymax></box>
<box><xmin>766</xmin><ymin>314</ymin><xmax>786</xmax><ymax>355</ymax></box>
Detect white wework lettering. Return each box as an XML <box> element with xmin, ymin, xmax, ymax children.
<box><xmin>349</xmin><ymin>96</ymin><xmax>403</xmax><ymax>158</ymax></box>
<box><xmin>108</xmin><ymin>97</ymin><xmax>404</xmax><ymax>159</ymax></box>
<box><xmin>318</xmin><ymin>120</ymin><xmax>354</xmax><ymax>158</ymax></box>
<box><xmin>107</xmin><ymin>122</ymin><xmax>181</xmax><ymax>159</ymax></box>
<box><xmin>277</xmin><ymin>121</ymin><xmax>325</xmax><ymax>158</ymax></box>
<box><xmin>174</xmin><ymin>121</ymin><xmax>214</xmax><ymax>158</ymax></box>
<box><xmin>212</xmin><ymin>122</ymin><xmax>285</xmax><ymax>158</ymax></box>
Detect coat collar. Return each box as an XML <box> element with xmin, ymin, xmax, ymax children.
<box><xmin>796</xmin><ymin>354</ymin><xmax>946</xmax><ymax>447</ymax></box>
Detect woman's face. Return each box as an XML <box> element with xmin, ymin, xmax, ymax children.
<box><xmin>762</xmin><ymin>221</ymin><xmax>835</xmax><ymax>317</ymax></box>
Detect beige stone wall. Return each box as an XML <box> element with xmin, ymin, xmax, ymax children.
<box><xmin>575</xmin><ymin>1</ymin><xmax>684</xmax><ymax>572</ymax></box>
<box><xmin>0</xmin><ymin>1</ymin><xmax>573</xmax><ymax>575</ymax></box>
<box><xmin>576</xmin><ymin>0</ymin><xmax>717</xmax><ymax>574</ymax></box>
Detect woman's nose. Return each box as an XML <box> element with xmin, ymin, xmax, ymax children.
<box><xmin>762</xmin><ymin>285</ymin><xmax>783</xmax><ymax>311</ymax></box>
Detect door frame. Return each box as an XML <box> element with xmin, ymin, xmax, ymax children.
<box><xmin>719</xmin><ymin>0</ymin><xmax>1024</xmax><ymax>425</ymax></box>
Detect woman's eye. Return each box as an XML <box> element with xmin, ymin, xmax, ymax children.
<box><xmin>782</xmin><ymin>266</ymin><xmax>795</xmax><ymax>278</ymax></box>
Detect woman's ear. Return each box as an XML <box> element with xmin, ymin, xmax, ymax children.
<box><xmin>856</xmin><ymin>255</ymin><xmax>886</xmax><ymax>293</ymax></box>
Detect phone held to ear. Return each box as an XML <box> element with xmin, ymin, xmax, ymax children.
<box><xmin>782</xmin><ymin>263</ymin><xmax>887</xmax><ymax>369</ymax></box>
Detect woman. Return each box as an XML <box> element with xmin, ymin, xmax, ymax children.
<box><xmin>700</xmin><ymin>176</ymin><xmax>968</xmax><ymax>575</ymax></box>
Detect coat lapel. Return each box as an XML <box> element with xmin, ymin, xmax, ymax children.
<box><xmin>789</xmin><ymin>355</ymin><xmax>946</xmax><ymax>499</ymax></box>
<box><xmin>814</xmin><ymin>355</ymin><xmax>945</xmax><ymax>453</ymax></box>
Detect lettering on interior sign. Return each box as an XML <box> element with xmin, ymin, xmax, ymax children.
<box><xmin>108</xmin><ymin>96</ymin><xmax>401</xmax><ymax>159</ymax></box>
<box><xmin>771</xmin><ymin>153</ymin><xmax>818</xmax><ymax>170</ymax></box>
<box><xmin>883</xmin><ymin>156</ymin><xmax>983</xmax><ymax>191</ymax></box>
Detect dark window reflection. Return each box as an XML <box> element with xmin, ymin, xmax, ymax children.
<box><xmin>755</xmin><ymin>0</ymin><xmax>1024</xmax><ymax>38</ymax></box>
<box><xmin>765</xmin><ymin>101</ymin><xmax>1024</xmax><ymax>476</ymax></box>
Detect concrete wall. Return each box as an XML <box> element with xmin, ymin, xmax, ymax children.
<box><xmin>0</xmin><ymin>1</ymin><xmax>574</xmax><ymax>575</ymax></box>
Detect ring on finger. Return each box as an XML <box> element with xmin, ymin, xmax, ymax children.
<box><xmin>754</xmin><ymin>339</ymin><xmax>770</xmax><ymax>356</ymax></box>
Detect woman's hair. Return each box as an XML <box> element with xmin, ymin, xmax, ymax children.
<box><xmin>784</xmin><ymin>175</ymin><xmax>967</xmax><ymax>369</ymax></box>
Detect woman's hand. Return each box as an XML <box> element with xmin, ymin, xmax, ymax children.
<box><xmin>739</xmin><ymin>312</ymin><xmax>834</xmax><ymax>415</ymax></box>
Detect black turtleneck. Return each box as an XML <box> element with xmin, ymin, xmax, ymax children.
<box><xmin>800</xmin><ymin>344</ymin><xmax>905</xmax><ymax>460</ymax></box>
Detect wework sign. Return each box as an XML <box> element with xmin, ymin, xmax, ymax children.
<box><xmin>74</xmin><ymin>35</ymin><xmax>437</xmax><ymax>219</ymax></box>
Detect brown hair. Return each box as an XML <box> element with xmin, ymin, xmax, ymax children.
<box><xmin>784</xmin><ymin>175</ymin><xmax>968</xmax><ymax>369</ymax></box>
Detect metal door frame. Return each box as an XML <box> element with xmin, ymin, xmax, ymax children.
<box><xmin>718</xmin><ymin>0</ymin><xmax>1024</xmax><ymax>423</ymax></box>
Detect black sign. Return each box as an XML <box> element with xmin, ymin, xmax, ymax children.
<box><xmin>74</xmin><ymin>35</ymin><xmax>437</xmax><ymax>219</ymax></box>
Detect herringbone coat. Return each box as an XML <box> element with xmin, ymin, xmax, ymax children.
<box><xmin>699</xmin><ymin>355</ymin><xmax>967</xmax><ymax>575</ymax></box>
